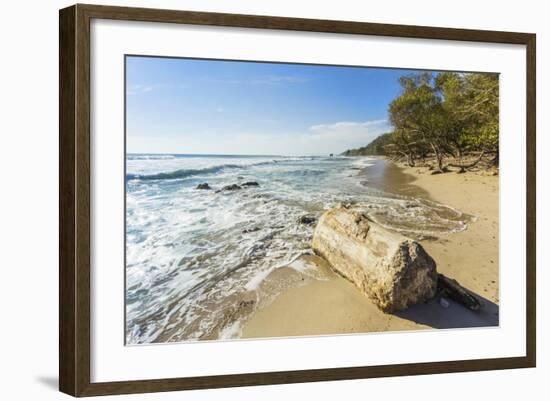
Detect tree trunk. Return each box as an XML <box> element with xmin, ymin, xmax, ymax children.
<box><xmin>430</xmin><ymin>142</ymin><xmax>445</xmax><ymax>172</ymax></box>
<box><xmin>455</xmin><ymin>144</ymin><xmax>463</xmax><ymax>163</ymax></box>
<box><xmin>489</xmin><ymin>149</ymin><xmax>499</xmax><ymax>167</ymax></box>
<box><xmin>447</xmin><ymin>151</ymin><xmax>486</xmax><ymax>173</ymax></box>
<box><xmin>405</xmin><ymin>142</ymin><xmax>415</xmax><ymax>167</ymax></box>
<box><xmin>407</xmin><ymin>152</ymin><xmax>415</xmax><ymax>167</ymax></box>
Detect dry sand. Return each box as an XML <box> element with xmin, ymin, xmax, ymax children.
<box><xmin>241</xmin><ymin>161</ymin><xmax>499</xmax><ymax>339</ymax></box>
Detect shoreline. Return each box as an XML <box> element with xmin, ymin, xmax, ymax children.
<box><xmin>397</xmin><ymin>162</ymin><xmax>499</xmax><ymax>304</ymax></box>
<box><xmin>241</xmin><ymin>158</ymin><xmax>499</xmax><ymax>339</ymax></box>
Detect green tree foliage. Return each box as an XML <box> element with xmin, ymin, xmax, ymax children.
<box><xmin>343</xmin><ymin>71</ymin><xmax>499</xmax><ymax>171</ymax></box>
<box><xmin>460</xmin><ymin>73</ymin><xmax>499</xmax><ymax>153</ymax></box>
<box><xmin>388</xmin><ymin>72</ymin><xmax>447</xmax><ymax>169</ymax></box>
<box><xmin>341</xmin><ymin>133</ymin><xmax>393</xmax><ymax>156</ymax></box>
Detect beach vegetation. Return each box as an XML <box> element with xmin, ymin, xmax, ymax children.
<box><xmin>343</xmin><ymin>71</ymin><xmax>499</xmax><ymax>172</ymax></box>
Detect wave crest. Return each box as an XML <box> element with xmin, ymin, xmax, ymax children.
<box><xmin>127</xmin><ymin>164</ymin><xmax>242</xmax><ymax>181</ymax></box>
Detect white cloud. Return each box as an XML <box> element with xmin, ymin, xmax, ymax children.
<box><xmin>127</xmin><ymin>83</ymin><xmax>188</xmax><ymax>95</ymax></box>
<box><xmin>126</xmin><ymin>84</ymin><xmax>158</xmax><ymax>95</ymax></box>
<box><xmin>308</xmin><ymin>119</ymin><xmax>390</xmax><ymax>144</ymax></box>
<box><xmin>309</xmin><ymin>119</ymin><xmax>388</xmax><ymax>136</ymax></box>
<box><xmin>128</xmin><ymin>119</ymin><xmax>391</xmax><ymax>156</ymax></box>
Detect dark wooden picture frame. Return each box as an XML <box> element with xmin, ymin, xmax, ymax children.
<box><xmin>59</xmin><ymin>3</ymin><xmax>536</xmax><ymax>397</ymax></box>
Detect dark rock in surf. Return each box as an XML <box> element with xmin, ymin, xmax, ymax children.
<box><xmin>216</xmin><ymin>184</ymin><xmax>242</xmax><ymax>192</ymax></box>
<box><xmin>297</xmin><ymin>215</ymin><xmax>317</xmax><ymax>225</ymax></box>
<box><xmin>336</xmin><ymin>201</ymin><xmax>356</xmax><ymax>209</ymax></box>
<box><xmin>243</xmin><ymin>227</ymin><xmax>261</xmax><ymax>234</ymax></box>
<box><xmin>224</xmin><ymin>184</ymin><xmax>242</xmax><ymax>191</ymax></box>
<box><xmin>242</xmin><ymin>181</ymin><xmax>260</xmax><ymax>187</ymax></box>
<box><xmin>196</xmin><ymin>183</ymin><xmax>211</xmax><ymax>190</ymax></box>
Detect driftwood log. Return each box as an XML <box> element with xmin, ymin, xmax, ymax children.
<box><xmin>311</xmin><ymin>207</ymin><xmax>484</xmax><ymax>313</ymax></box>
<box><xmin>437</xmin><ymin>273</ymin><xmax>482</xmax><ymax>311</ymax></box>
<box><xmin>312</xmin><ymin>208</ymin><xmax>438</xmax><ymax>312</ymax></box>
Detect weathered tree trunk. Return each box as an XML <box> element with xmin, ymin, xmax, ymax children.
<box><xmin>312</xmin><ymin>208</ymin><xmax>438</xmax><ymax>312</ymax></box>
<box><xmin>405</xmin><ymin>142</ymin><xmax>416</xmax><ymax>167</ymax></box>
<box><xmin>407</xmin><ymin>152</ymin><xmax>415</xmax><ymax>167</ymax></box>
<box><xmin>489</xmin><ymin>149</ymin><xmax>499</xmax><ymax>167</ymax></box>
<box><xmin>454</xmin><ymin>143</ymin><xmax>463</xmax><ymax>162</ymax></box>
<box><xmin>430</xmin><ymin>142</ymin><xmax>446</xmax><ymax>172</ymax></box>
<box><xmin>397</xmin><ymin>151</ymin><xmax>415</xmax><ymax>167</ymax></box>
<box><xmin>447</xmin><ymin>150</ymin><xmax>486</xmax><ymax>173</ymax></box>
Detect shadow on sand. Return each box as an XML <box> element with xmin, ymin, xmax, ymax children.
<box><xmin>395</xmin><ymin>291</ymin><xmax>499</xmax><ymax>329</ymax></box>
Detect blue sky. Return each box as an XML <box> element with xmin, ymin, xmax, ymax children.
<box><xmin>126</xmin><ymin>56</ymin><xmax>418</xmax><ymax>155</ymax></box>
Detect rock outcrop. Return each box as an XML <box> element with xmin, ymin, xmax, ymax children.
<box><xmin>216</xmin><ymin>184</ymin><xmax>242</xmax><ymax>192</ymax></box>
<box><xmin>312</xmin><ymin>208</ymin><xmax>437</xmax><ymax>312</ymax></box>
<box><xmin>297</xmin><ymin>214</ymin><xmax>317</xmax><ymax>225</ymax></box>
<box><xmin>196</xmin><ymin>183</ymin><xmax>211</xmax><ymax>190</ymax></box>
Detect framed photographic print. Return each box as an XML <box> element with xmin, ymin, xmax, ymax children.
<box><xmin>59</xmin><ymin>4</ymin><xmax>536</xmax><ymax>397</ymax></box>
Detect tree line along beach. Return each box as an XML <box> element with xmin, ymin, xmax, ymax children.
<box><xmin>125</xmin><ymin>70</ymin><xmax>499</xmax><ymax>344</ymax></box>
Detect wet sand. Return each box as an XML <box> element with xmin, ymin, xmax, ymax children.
<box><xmin>241</xmin><ymin>159</ymin><xmax>499</xmax><ymax>339</ymax></box>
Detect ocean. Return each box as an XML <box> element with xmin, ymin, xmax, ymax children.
<box><xmin>125</xmin><ymin>154</ymin><xmax>471</xmax><ymax>344</ymax></box>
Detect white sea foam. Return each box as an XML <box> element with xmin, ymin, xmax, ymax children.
<box><xmin>350</xmin><ymin>156</ymin><xmax>376</xmax><ymax>170</ymax></box>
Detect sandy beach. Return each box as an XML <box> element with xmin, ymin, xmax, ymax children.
<box><xmin>242</xmin><ymin>160</ymin><xmax>499</xmax><ymax>339</ymax></box>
